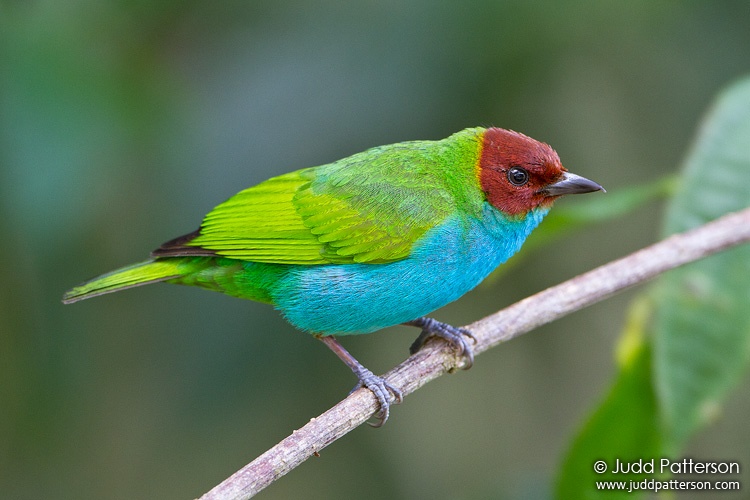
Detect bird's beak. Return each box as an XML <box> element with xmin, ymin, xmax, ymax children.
<box><xmin>541</xmin><ymin>172</ymin><xmax>605</xmax><ymax>196</ymax></box>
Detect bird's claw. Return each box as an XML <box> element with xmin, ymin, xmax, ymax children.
<box><xmin>318</xmin><ymin>335</ymin><xmax>402</xmax><ymax>427</ymax></box>
<box><xmin>406</xmin><ymin>317</ymin><xmax>476</xmax><ymax>370</ymax></box>
<box><xmin>350</xmin><ymin>369</ymin><xmax>403</xmax><ymax>427</ymax></box>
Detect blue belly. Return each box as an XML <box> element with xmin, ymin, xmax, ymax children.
<box><xmin>271</xmin><ymin>203</ymin><xmax>548</xmax><ymax>335</ymax></box>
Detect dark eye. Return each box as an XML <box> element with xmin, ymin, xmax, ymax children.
<box><xmin>507</xmin><ymin>167</ymin><xmax>529</xmax><ymax>186</ymax></box>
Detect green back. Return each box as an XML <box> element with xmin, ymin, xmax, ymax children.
<box><xmin>187</xmin><ymin>128</ymin><xmax>486</xmax><ymax>264</ymax></box>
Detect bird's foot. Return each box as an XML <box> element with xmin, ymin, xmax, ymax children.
<box><xmin>350</xmin><ymin>368</ymin><xmax>404</xmax><ymax>427</ymax></box>
<box><xmin>317</xmin><ymin>334</ymin><xmax>402</xmax><ymax>427</ymax></box>
<box><xmin>405</xmin><ymin>317</ymin><xmax>477</xmax><ymax>370</ymax></box>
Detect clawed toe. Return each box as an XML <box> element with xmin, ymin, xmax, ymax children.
<box><xmin>318</xmin><ymin>335</ymin><xmax>402</xmax><ymax>427</ymax></box>
<box><xmin>355</xmin><ymin>370</ymin><xmax>403</xmax><ymax>427</ymax></box>
<box><xmin>405</xmin><ymin>317</ymin><xmax>476</xmax><ymax>370</ymax></box>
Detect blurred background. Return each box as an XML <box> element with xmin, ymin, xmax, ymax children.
<box><xmin>2</xmin><ymin>1</ymin><xmax>750</xmax><ymax>498</ymax></box>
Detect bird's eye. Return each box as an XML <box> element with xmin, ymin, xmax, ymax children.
<box><xmin>507</xmin><ymin>167</ymin><xmax>529</xmax><ymax>186</ymax></box>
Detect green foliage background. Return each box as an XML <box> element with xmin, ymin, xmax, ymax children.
<box><xmin>2</xmin><ymin>1</ymin><xmax>749</xmax><ymax>498</ymax></box>
<box><xmin>558</xmin><ymin>78</ymin><xmax>750</xmax><ymax>500</ymax></box>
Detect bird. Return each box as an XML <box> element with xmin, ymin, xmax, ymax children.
<box><xmin>63</xmin><ymin>127</ymin><xmax>604</xmax><ymax>425</ymax></box>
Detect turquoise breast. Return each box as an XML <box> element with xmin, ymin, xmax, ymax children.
<box><xmin>271</xmin><ymin>203</ymin><xmax>549</xmax><ymax>335</ymax></box>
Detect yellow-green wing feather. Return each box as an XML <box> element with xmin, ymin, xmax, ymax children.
<box><xmin>189</xmin><ymin>170</ymin><xmax>333</xmax><ymax>263</ymax></box>
<box><xmin>173</xmin><ymin>130</ymin><xmax>483</xmax><ymax>265</ymax></box>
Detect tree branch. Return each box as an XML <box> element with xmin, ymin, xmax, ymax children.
<box><xmin>199</xmin><ymin>207</ymin><xmax>750</xmax><ymax>500</ymax></box>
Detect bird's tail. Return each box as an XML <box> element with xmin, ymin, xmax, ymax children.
<box><xmin>62</xmin><ymin>259</ymin><xmax>184</xmax><ymax>304</ymax></box>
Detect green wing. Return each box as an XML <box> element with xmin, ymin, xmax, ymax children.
<box><xmin>155</xmin><ymin>141</ymin><xmax>466</xmax><ymax>265</ymax></box>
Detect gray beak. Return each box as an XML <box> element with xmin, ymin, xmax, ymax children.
<box><xmin>541</xmin><ymin>172</ymin><xmax>605</xmax><ymax>196</ymax></box>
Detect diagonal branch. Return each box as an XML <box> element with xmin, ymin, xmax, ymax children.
<box><xmin>199</xmin><ymin>207</ymin><xmax>750</xmax><ymax>500</ymax></box>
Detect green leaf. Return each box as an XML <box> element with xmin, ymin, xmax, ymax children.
<box><xmin>556</xmin><ymin>75</ymin><xmax>750</xmax><ymax>497</ymax></box>
<box><xmin>653</xmin><ymin>77</ymin><xmax>750</xmax><ymax>452</ymax></box>
<box><xmin>556</xmin><ymin>299</ymin><xmax>661</xmax><ymax>500</ymax></box>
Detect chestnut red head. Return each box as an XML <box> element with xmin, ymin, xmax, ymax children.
<box><xmin>478</xmin><ymin>128</ymin><xmax>604</xmax><ymax>216</ymax></box>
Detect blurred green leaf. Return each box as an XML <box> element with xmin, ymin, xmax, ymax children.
<box><xmin>556</xmin><ymin>299</ymin><xmax>661</xmax><ymax>500</ymax></box>
<box><xmin>653</xmin><ymin>77</ymin><xmax>750</xmax><ymax>452</ymax></box>
<box><xmin>556</xmin><ymin>75</ymin><xmax>750</xmax><ymax>498</ymax></box>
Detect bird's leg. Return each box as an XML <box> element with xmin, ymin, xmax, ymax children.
<box><xmin>316</xmin><ymin>335</ymin><xmax>403</xmax><ymax>427</ymax></box>
<box><xmin>404</xmin><ymin>317</ymin><xmax>477</xmax><ymax>370</ymax></box>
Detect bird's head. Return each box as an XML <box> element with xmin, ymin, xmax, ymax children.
<box><xmin>478</xmin><ymin>128</ymin><xmax>604</xmax><ymax>216</ymax></box>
